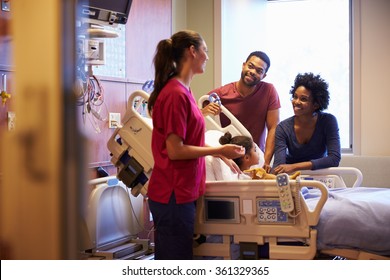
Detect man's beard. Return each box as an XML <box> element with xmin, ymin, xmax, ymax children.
<box><xmin>241</xmin><ymin>72</ymin><xmax>259</xmax><ymax>87</ymax></box>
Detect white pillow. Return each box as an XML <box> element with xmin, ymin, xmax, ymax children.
<box><xmin>254</xmin><ymin>143</ymin><xmax>265</xmax><ymax>168</ymax></box>
<box><xmin>205</xmin><ymin>130</ymin><xmax>224</xmax><ymax>147</ymax></box>
<box><xmin>205</xmin><ymin>155</ymin><xmax>217</xmax><ymax>181</ymax></box>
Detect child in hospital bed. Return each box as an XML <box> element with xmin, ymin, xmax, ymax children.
<box><xmin>205</xmin><ymin>131</ymin><xmax>264</xmax><ymax>181</ymax></box>
<box><xmin>219</xmin><ymin>132</ymin><xmax>261</xmax><ymax>173</ymax></box>
<box><xmin>206</xmin><ymin>131</ymin><xmax>300</xmax><ymax>180</ymax></box>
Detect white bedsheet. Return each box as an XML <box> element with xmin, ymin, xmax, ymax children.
<box><xmin>304</xmin><ymin>187</ymin><xmax>390</xmax><ymax>255</ymax></box>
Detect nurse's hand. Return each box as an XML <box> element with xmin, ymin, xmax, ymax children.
<box><xmin>219</xmin><ymin>144</ymin><xmax>245</xmax><ymax>159</ymax></box>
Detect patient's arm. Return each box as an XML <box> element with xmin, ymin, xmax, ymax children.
<box><xmin>219</xmin><ymin>156</ymin><xmax>241</xmax><ymax>174</ymax></box>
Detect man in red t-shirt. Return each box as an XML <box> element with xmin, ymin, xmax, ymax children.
<box><xmin>203</xmin><ymin>51</ymin><xmax>281</xmax><ymax>172</ymax></box>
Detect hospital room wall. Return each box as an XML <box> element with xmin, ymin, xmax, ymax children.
<box><xmin>84</xmin><ymin>0</ymin><xmax>172</xmax><ymax>177</ymax></box>
<box><xmin>79</xmin><ymin>0</ymin><xmax>172</xmax><ymax>245</ymax></box>
<box><xmin>77</xmin><ymin>0</ymin><xmax>172</xmax><ymax>243</ymax></box>
<box><xmin>0</xmin><ymin>0</ymin><xmax>172</xmax><ymax>179</ymax></box>
<box><xmin>177</xmin><ymin>0</ymin><xmax>390</xmax><ymax>157</ymax></box>
<box><xmin>357</xmin><ymin>0</ymin><xmax>390</xmax><ymax>156</ymax></box>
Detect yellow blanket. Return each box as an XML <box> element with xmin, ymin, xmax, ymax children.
<box><xmin>244</xmin><ymin>167</ymin><xmax>300</xmax><ymax>180</ymax></box>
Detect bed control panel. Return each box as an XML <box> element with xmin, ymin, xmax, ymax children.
<box><xmin>276</xmin><ymin>173</ymin><xmax>295</xmax><ymax>213</ymax></box>
<box><xmin>256</xmin><ymin>199</ymin><xmax>295</xmax><ymax>224</ymax></box>
<box><xmin>300</xmin><ymin>175</ymin><xmax>338</xmax><ymax>188</ymax></box>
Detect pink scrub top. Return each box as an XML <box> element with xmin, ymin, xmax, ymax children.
<box><xmin>148</xmin><ymin>79</ymin><xmax>206</xmax><ymax>204</ymax></box>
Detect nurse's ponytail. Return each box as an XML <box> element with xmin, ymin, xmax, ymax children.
<box><xmin>148</xmin><ymin>30</ymin><xmax>203</xmax><ymax>115</ymax></box>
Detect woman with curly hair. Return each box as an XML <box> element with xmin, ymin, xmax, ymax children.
<box><xmin>272</xmin><ymin>72</ymin><xmax>341</xmax><ymax>174</ymax></box>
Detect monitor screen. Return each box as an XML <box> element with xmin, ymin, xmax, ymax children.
<box><xmin>79</xmin><ymin>0</ymin><xmax>133</xmax><ymax>25</ymax></box>
<box><xmin>204</xmin><ymin>196</ymin><xmax>240</xmax><ymax>224</ymax></box>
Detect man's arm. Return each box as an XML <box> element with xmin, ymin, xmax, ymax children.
<box><xmin>263</xmin><ymin>108</ymin><xmax>280</xmax><ymax>172</ymax></box>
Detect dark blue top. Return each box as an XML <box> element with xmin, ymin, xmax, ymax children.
<box><xmin>272</xmin><ymin>112</ymin><xmax>341</xmax><ymax>170</ymax></box>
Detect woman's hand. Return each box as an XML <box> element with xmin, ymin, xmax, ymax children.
<box><xmin>272</xmin><ymin>164</ymin><xmax>296</xmax><ymax>175</ymax></box>
<box><xmin>273</xmin><ymin>161</ymin><xmax>312</xmax><ymax>175</ymax></box>
<box><xmin>201</xmin><ymin>102</ymin><xmax>221</xmax><ymax>116</ymax></box>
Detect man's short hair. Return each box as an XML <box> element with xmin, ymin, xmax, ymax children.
<box><xmin>246</xmin><ymin>51</ymin><xmax>271</xmax><ymax>73</ymax></box>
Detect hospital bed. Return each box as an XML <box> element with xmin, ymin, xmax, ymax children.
<box><xmin>196</xmin><ymin>162</ymin><xmax>390</xmax><ymax>260</ymax></box>
<box><xmin>82</xmin><ymin>176</ymin><xmax>153</xmax><ymax>259</ymax></box>
<box><xmin>103</xmin><ymin>90</ymin><xmax>390</xmax><ymax>260</ymax></box>
<box><xmin>81</xmin><ymin>90</ymin><xmax>154</xmax><ymax>259</ymax></box>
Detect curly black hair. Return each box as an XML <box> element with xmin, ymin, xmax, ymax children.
<box><xmin>290</xmin><ymin>72</ymin><xmax>330</xmax><ymax>112</ymax></box>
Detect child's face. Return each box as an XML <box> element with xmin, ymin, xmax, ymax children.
<box><xmin>248</xmin><ymin>142</ymin><xmax>261</xmax><ymax>166</ymax></box>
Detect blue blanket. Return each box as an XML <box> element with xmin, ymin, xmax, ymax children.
<box><xmin>303</xmin><ymin>187</ymin><xmax>390</xmax><ymax>255</ymax></box>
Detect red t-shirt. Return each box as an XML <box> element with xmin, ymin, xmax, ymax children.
<box><xmin>148</xmin><ymin>79</ymin><xmax>206</xmax><ymax>204</ymax></box>
<box><xmin>210</xmin><ymin>81</ymin><xmax>280</xmax><ymax>152</ymax></box>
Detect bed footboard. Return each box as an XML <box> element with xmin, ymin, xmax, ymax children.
<box><xmin>194</xmin><ymin>179</ymin><xmax>328</xmax><ymax>259</ymax></box>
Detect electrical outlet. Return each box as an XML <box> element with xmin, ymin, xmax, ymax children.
<box><xmin>7</xmin><ymin>111</ymin><xmax>15</xmax><ymax>131</ymax></box>
<box><xmin>109</xmin><ymin>112</ymin><xmax>121</xmax><ymax>128</ymax></box>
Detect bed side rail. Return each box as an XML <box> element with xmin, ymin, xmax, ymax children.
<box><xmin>300</xmin><ymin>167</ymin><xmax>363</xmax><ymax>188</ymax></box>
<box><xmin>297</xmin><ymin>179</ymin><xmax>328</xmax><ymax>225</ymax></box>
<box><xmin>198</xmin><ymin>94</ymin><xmax>252</xmax><ymax>138</ymax></box>
<box><xmin>107</xmin><ymin>90</ymin><xmax>153</xmax><ymax>197</ymax></box>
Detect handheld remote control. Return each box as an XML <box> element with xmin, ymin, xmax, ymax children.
<box><xmin>276</xmin><ymin>173</ymin><xmax>295</xmax><ymax>213</ymax></box>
